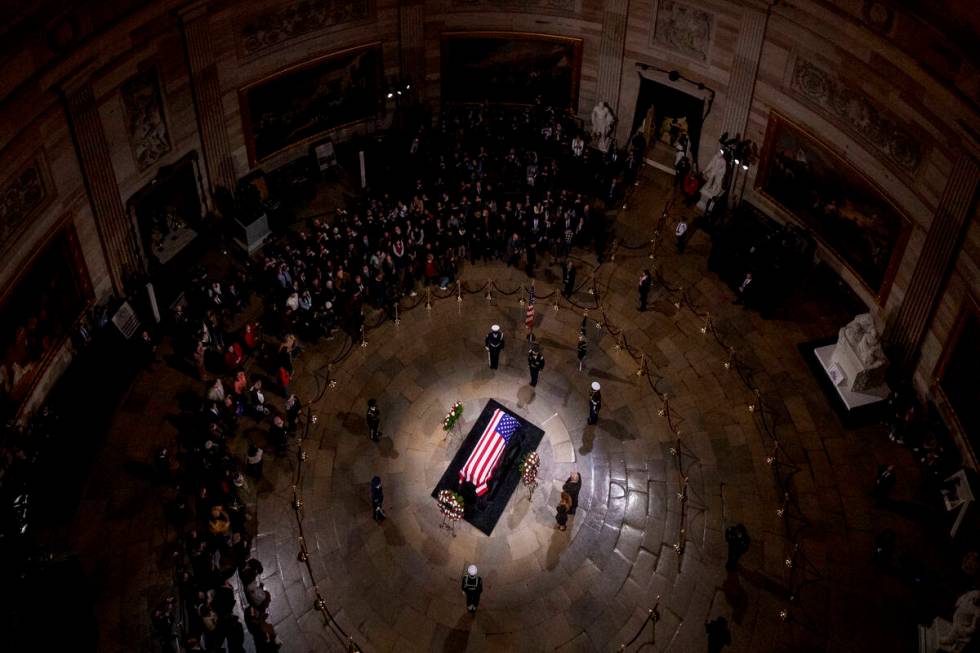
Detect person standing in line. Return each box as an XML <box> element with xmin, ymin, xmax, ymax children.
<box><xmin>675</xmin><ymin>217</ymin><xmax>689</xmax><ymax>253</ymax></box>
<box><xmin>563</xmin><ymin>471</ymin><xmax>582</xmax><ymax>514</ymax></box>
<box><xmin>246</xmin><ymin>443</ymin><xmax>263</xmax><ymax>480</ymax></box>
<box><xmin>461</xmin><ymin>565</ymin><xmax>483</xmax><ymax>613</ymax></box>
<box><xmin>577</xmin><ymin>334</ymin><xmax>588</xmax><ymax>371</ymax></box>
<box><xmin>485</xmin><ymin>324</ymin><xmax>505</xmax><ymax>369</ymax></box>
<box><xmin>371</xmin><ymin>476</ymin><xmax>385</xmax><ymax>522</ymax></box>
<box><xmin>528</xmin><ymin>344</ymin><xmax>545</xmax><ymax>387</ymax></box>
<box><xmin>366</xmin><ymin>398</ymin><xmax>382</xmax><ymax>442</ymax></box>
<box><xmin>562</xmin><ymin>260</ymin><xmax>577</xmax><ymax>298</ymax></box>
<box><xmin>638</xmin><ymin>269</ymin><xmax>652</xmax><ymax>312</ymax></box>
<box><xmin>555</xmin><ymin>492</ymin><xmax>571</xmax><ymax>531</ymax></box>
<box><xmin>588</xmin><ymin>381</ymin><xmax>602</xmax><ymax>425</ymax></box>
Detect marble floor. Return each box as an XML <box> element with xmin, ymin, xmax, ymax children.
<box><xmin>56</xmin><ymin>168</ymin><xmax>929</xmax><ymax>652</ymax></box>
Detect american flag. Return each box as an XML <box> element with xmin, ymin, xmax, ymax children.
<box><xmin>525</xmin><ymin>285</ymin><xmax>535</xmax><ymax>330</ymax></box>
<box><xmin>459</xmin><ymin>409</ymin><xmax>521</xmax><ymax>495</ymax></box>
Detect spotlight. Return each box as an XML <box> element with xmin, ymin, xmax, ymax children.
<box><xmin>396</xmin><ymin>90</ymin><xmax>402</xmax><ymax>96</ymax></box>
<box><xmin>742</xmin><ymin>164</ymin><xmax>749</xmax><ymax>170</ymax></box>
<box><xmin>405</xmin><ymin>83</ymin><xmax>412</xmax><ymax>90</ymax></box>
<box><xmin>386</xmin><ymin>92</ymin><xmax>394</xmax><ymax>99</ymax></box>
<box><xmin>734</xmin><ymin>159</ymin><xmax>740</xmax><ymax>165</ymax></box>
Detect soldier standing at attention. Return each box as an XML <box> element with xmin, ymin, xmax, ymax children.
<box><xmin>366</xmin><ymin>398</ymin><xmax>381</xmax><ymax>442</ymax></box>
<box><xmin>485</xmin><ymin>324</ymin><xmax>505</xmax><ymax>369</ymax></box>
<box><xmin>588</xmin><ymin>381</ymin><xmax>602</xmax><ymax>425</ymax></box>
<box><xmin>461</xmin><ymin>565</ymin><xmax>483</xmax><ymax>614</ymax></box>
<box><xmin>577</xmin><ymin>334</ymin><xmax>588</xmax><ymax>371</ymax></box>
<box><xmin>528</xmin><ymin>344</ymin><xmax>545</xmax><ymax>387</ymax></box>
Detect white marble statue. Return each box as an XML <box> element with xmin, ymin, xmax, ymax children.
<box><xmin>696</xmin><ymin>149</ymin><xmax>729</xmax><ymax>212</ymax></box>
<box><xmin>830</xmin><ymin>313</ymin><xmax>889</xmax><ymax>392</ymax></box>
<box><xmin>590</xmin><ymin>102</ymin><xmax>616</xmax><ymax>153</ymax></box>
<box><xmin>938</xmin><ymin>590</ymin><xmax>980</xmax><ymax>653</ymax></box>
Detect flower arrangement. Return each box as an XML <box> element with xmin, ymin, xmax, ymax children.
<box><xmin>519</xmin><ymin>451</ymin><xmax>540</xmax><ymax>490</ymax></box>
<box><xmin>436</xmin><ymin>489</ymin><xmax>465</xmax><ymax>521</ymax></box>
<box><xmin>442</xmin><ymin>401</ymin><xmax>464</xmax><ymax>431</ymax></box>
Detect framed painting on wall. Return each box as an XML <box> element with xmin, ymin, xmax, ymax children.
<box><xmin>0</xmin><ymin>222</ymin><xmax>92</xmax><ymax>420</ymax></box>
<box><xmin>934</xmin><ymin>296</ymin><xmax>980</xmax><ymax>466</ymax></box>
<box><xmin>239</xmin><ymin>43</ymin><xmax>383</xmax><ymax>165</ymax></box>
<box><xmin>441</xmin><ymin>32</ymin><xmax>583</xmax><ymax>111</ymax></box>
<box><xmin>755</xmin><ymin>113</ymin><xmax>910</xmax><ymax>302</ymax></box>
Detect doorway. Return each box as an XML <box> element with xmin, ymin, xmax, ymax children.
<box><xmin>630</xmin><ymin>77</ymin><xmax>705</xmax><ymax>171</ymax></box>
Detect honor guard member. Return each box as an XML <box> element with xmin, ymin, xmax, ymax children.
<box><xmin>366</xmin><ymin>398</ymin><xmax>381</xmax><ymax>442</ymax></box>
<box><xmin>528</xmin><ymin>344</ymin><xmax>545</xmax><ymax>387</ymax></box>
<box><xmin>485</xmin><ymin>324</ymin><xmax>505</xmax><ymax>369</ymax></box>
<box><xmin>371</xmin><ymin>476</ymin><xmax>385</xmax><ymax>522</ymax></box>
<box><xmin>461</xmin><ymin>565</ymin><xmax>483</xmax><ymax>613</ymax></box>
<box><xmin>588</xmin><ymin>381</ymin><xmax>602</xmax><ymax>424</ymax></box>
<box><xmin>577</xmin><ymin>334</ymin><xmax>588</xmax><ymax>371</ymax></box>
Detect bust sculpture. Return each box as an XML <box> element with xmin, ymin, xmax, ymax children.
<box><xmin>831</xmin><ymin>313</ymin><xmax>888</xmax><ymax>392</ymax></box>
<box><xmin>590</xmin><ymin>102</ymin><xmax>616</xmax><ymax>153</ymax></box>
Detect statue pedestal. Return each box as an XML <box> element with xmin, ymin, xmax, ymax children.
<box><xmin>814</xmin><ymin>344</ymin><xmax>890</xmax><ymax>411</ymax></box>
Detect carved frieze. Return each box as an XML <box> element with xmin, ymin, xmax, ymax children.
<box><xmin>450</xmin><ymin>0</ymin><xmax>580</xmax><ymax>16</ymax></box>
<box><xmin>652</xmin><ymin>0</ymin><xmax>714</xmax><ymax>63</ymax></box>
<box><xmin>239</xmin><ymin>0</ymin><xmax>375</xmax><ymax>57</ymax></box>
<box><xmin>120</xmin><ymin>68</ymin><xmax>172</xmax><ymax>172</ymax></box>
<box><xmin>0</xmin><ymin>154</ymin><xmax>53</xmax><ymax>251</ymax></box>
<box><xmin>789</xmin><ymin>57</ymin><xmax>922</xmax><ymax>174</ymax></box>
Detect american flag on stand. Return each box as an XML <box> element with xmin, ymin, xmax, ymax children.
<box><xmin>525</xmin><ymin>285</ymin><xmax>535</xmax><ymax>331</ymax></box>
<box><xmin>459</xmin><ymin>409</ymin><xmax>521</xmax><ymax>495</ymax></box>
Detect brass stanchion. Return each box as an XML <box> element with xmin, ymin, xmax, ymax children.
<box><xmin>359</xmin><ymin>323</ymin><xmax>368</xmax><ymax>348</ymax></box>
<box><xmin>700</xmin><ymin>312</ymin><xmax>712</xmax><ymax>335</ymax></box>
<box><xmin>485</xmin><ymin>280</ymin><xmax>493</xmax><ymax>303</ymax></box>
<box><xmin>394</xmin><ymin>303</ymin><xmax>400</xmax><ymax>326</ymax></box>
<box><xmin>724</xmin><ymin>347</ymin><xmax>735</xmax><ymax>370</ymax></box>
<box><xmin>426</xmin><ymin>287</ymin><xmax>432</xmax><ymax>311</ymax></box>
<box><xmin>635</xmin><ymin>352</ymin><xmax>646</xmax><ymax>376</ymax></box>
<box><xmin>327</xmin><ymin>363</ymin><xmax>337</xmax><ymax>389</ymax></box>
<box><xmin>553</xmin><ymin>291</ymin><xmax>559</xmax><ymax>312</ymax></box>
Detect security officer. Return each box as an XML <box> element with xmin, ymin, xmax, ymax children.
<box><xmin>638</xmin><ymin>269</ymin><xmax>652</xmax><ymax>311</ymax></box>
<box><xmin>485</xmin><ymin>324</ymin><xmax>505</xmax><ymax>369</ymax></box>
<box><xmin>588</xmin><ymin>381</ymin><xmax>602</xmax><ymax>424</ymax></box>
<box><xmin>461</xmin><ymin>564</ymin><xmax>483</xmax><ymax>613</ymax></box>
<box><xmin>366</xmin><ymin>398</ymin><xmax>381</xmax><ymax>442</ymax></box>
<box><xmin>528</xmin><ymin>344</ymin><xmax>545</xmax><ymax>387</ymax></box>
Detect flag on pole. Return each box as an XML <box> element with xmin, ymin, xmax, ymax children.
<box><xmin>525</xmin><ymin>284</ymin><xmax>535</xmax><ymax>331</ymax></box>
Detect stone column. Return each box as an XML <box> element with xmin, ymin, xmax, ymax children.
<box><xmin>885</xmin><ymin>153</ymin><xmax>979</xmax><ymax>369</ymax></box>
<box><xmin>596</xmin><ymin>0</ymin><xmax>630</xmax><ymax>116</ymax></box>
<box><xmin>399</xmin><ymin>0</ymin><xmax>425</xmax><ymax>88</ymax></box>
<box><xmin>61</xmin><ymin>69</ymin><xmax>141</xmax><ymax>295</ymax></box>
<box><xmin>180</xmin><ymin>1</ymin><xmax>236</xmax><ymax>197</ymax></box>
<box><xmin>719</xmin><ymin>8</ymin><xmax>768</xmax><ymax>140</ymax></box>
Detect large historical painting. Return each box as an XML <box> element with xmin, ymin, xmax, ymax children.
<box><xmin>239</xmin><ymin>43</ymin><xmax>383</xmax><ymax>165</ymax></box>
<box><xmin>120</xmin><ymin>68</ymin><xmax>172</xmax><ymax>172</ymax></box>
<box><xmin>936</xmin><ymin>299</ymin><xmax>980</xmax><ymax>462</ymax></box>
<box><xmin>441</xmin><ymin>32</ymin><xmax>583</xmax><ymax>110</ymax></box>
<box><xmin>756</xmin><ymin>114</ymin><xmax>909</xmax><ymax>300</ymax></box>
<box><xmin>0</xmin><ymin>225</ymin><xmax>91</xmax><ymax>419</ymax></box>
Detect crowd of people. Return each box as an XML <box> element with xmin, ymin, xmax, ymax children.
<box><xmin>247</xmin><ymin>104</ymin><xmax>646</xmax><ymax>346</ymax></box>
<box><xmin>146</xmin><ymin>104</ymin><xmax>648</xmax><ymax>651</ymax></box>
<box><xmin>151</xmin><ymin>260</ymin><xmax>304</xmax><ymax>653</ymax></box>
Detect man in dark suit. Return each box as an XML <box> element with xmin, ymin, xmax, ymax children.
<box><xmin>638</xmin><ymin>269</ymin><xmax>652</xmax><ymax>311</ymax></box>
<box><xmin>562</xmin><ymin>260</ymin><xmax>577</xmax><ymax>298</ymax></box>
<box><xmin>485</xmin><ymin>324</ymin><xmax>504</xmax><ymax>369</ymax></box>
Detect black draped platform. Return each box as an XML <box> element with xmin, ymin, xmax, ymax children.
<box><xmin>430</xmin><ymin>399</ymin><xmax>545</xmax><ymax>536</ymax></box>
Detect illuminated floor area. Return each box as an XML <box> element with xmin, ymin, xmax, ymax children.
<box><xmin>63</xmin><ymin>171</ymin><xmax>928</xmax><ymax>652</ymax></box>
